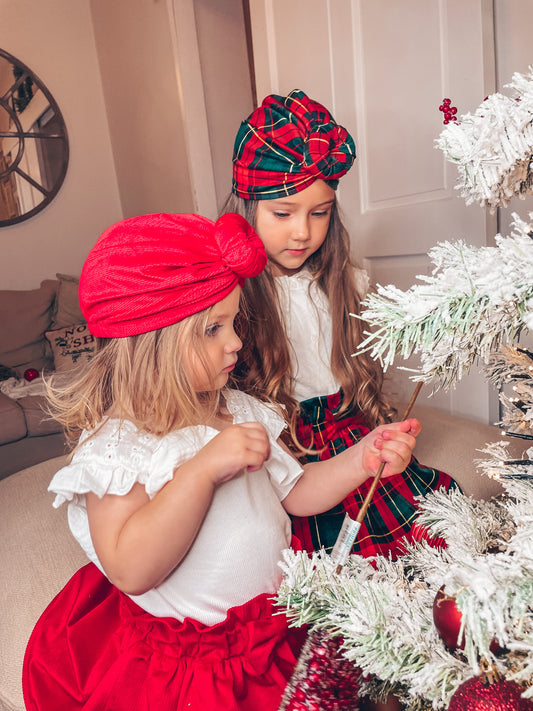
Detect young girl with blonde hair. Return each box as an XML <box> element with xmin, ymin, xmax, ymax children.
<box><xmin>223</xmin><ymin>90</ymin><xmax>458</xmax><ymax>560</ymax></box>
<box><xmin>23</xmin><ymin>212</ymin><xmax>419</xmax><ymax>711</ymax></box>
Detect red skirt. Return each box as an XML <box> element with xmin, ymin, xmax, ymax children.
<box><xmin>291</xmin><ymin>391</ymin><xmax>458</xmax><ymax>559</ymax></box>
<box><xmin>23</xmin><ymin>563</ymin><xmax>306</xmax><ymax>711</ymax></box>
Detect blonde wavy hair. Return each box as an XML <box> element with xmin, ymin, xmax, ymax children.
<box><xmin>47</xmin><ymin>309</ymin><xmax>223</xmax><ymax>444</ymax></box>
<box><xmin>222</xmin><ymin>194</ymin><xmax>395</xmax><ymax>446</ymax></box>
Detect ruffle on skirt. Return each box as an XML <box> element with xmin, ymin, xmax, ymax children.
<box><xmin>291</xmin><ymin>391</ymin><xmax>459</xmax><ymax>559</ymax></box>
<box><xmin>23</xmin><ymin>563</ymin><xmax>306</xmax><ymax>711</ymax></box>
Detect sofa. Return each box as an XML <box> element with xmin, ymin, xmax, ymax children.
<box><xmin>0</xmin><ymin>401</ymin><xmax>524</xmax><ymax>711</ymax></box>
<box><xmin>0</xmin><ymin>275</ymin><xmax>96</xmax><ymax>479</ymax></box>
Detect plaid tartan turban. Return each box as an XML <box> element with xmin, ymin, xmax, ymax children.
<box><xmin>232</xmin><ymin>89</ymin><xmax>356</xmax><ymax>200</ymax></box>
<box><xmin>79</xmin><ymin>213</ymin><xmax>266</xmax><ymax>337</ymax></box>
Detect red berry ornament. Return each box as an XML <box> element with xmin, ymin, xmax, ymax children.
<box><xmin>23</xmin><ymin>368</ymin><xmax>40</xmax><ymax>382</ymax></box>
<box><xmin>449</xmin><ymin>677</ymin><xmax>533</xmax><ymax>711</ymax></box>
<box><xmin>438</xmin><ymin>97</ymin><xmax>459</xmax><ymax>125</ymax></box>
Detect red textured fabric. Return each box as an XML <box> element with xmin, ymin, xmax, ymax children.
<box><xmin>232</xmin><ymin>90</ymin><xmax>356</xmax><ymax>199</ymax></box>
<box><xmin>79</xmin><ymin>213</ymin><xmax>266</xmax><ymax>338</ymax></box>
<box><xmin>23</xmin><ymin>563</ymin><xmax>306</xmax><ymax>711</ymax></box>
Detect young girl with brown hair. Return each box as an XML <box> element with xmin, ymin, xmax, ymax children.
<box><xmin>223</xmin><ymin>90</ymin><xmax>458</xmax><ymax>560</ymax></box>
<box><xmin>22</xmin><ymin>212</ymin><xmax>419</xmax><ymax>711</ymax></box>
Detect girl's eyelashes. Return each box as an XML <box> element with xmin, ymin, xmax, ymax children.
<box><xmin>205</xmin><ymin>323</ymin><xmax>221</xmax><ymax>337</ymax></box>
<box><xmin>205</xmin><ymin>314</ymin><xmax>239</xmax><ymax>337</ymax></box>
<box><xmin>271</xmin><ymin>208</ymin><xmax>332</xmax><ymax>218</ymax></box>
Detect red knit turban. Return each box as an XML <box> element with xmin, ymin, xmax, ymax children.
<box><xmin>232</xmin><ymin>89</ymin><xmax>356</xmax><ymax>200</ymax></box>
<box><xmin>79</xmin><ymin>213</ymin><xmax>266</xmax><ymax>337</ymax></box>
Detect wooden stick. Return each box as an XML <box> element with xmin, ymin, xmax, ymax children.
<box><xmin>332</xmin><ymin>381</ymin><xmax>424</xmax><ymax>573</ymax></box>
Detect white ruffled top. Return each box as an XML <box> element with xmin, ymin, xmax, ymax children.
<box><xmin>275</xmin><ymin>269</ymin><xmax>369</xmax><ymax>402</ymax></box>
<box><xmin>48</xmin><ymin>389</ymin><xmax>303</xmax><ymax>625</ymax></box>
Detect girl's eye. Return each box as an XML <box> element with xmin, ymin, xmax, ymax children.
<box><xmin>273</xmin><ymin>211</ymin><xmax>289</xmax><ymax>218</ymax></box>
<box><xmin>312</xmin><ymin>210</ymin><xmax>330</xmax><ymax>217</ymax></box>
<box><xmin>205</xmin><ymin>323</ymin><xmax>221</xmax><ymax>337</ymax></box>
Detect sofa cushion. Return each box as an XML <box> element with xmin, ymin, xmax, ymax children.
<box><xmin>0</xmin><ymin>392</ymin><xmax>26</xmax><ymax>445</ymax></box>
<box><xmin>0</xmin><ymin>455</ymin><xmax>86</xmax><ymax>711</ymax></box>
<box><xmin>407</xmin><ymin>402</ymin><xmax>524</xmax><ymax>500</ymax></box>
<box><xmin>44</xmin><ymin>323</ymin><xmax>96</xmax><ymax>372</ymax></box>
<box><xmin>51</xmin><ymin>273</ymin><xmax>84</xmax><ymax>329</ymax></box>
<box><xmin>0</xmin><ymin>280</ymin><xmax>58</xmax><ymax>376</ymax></box>
<box><xmin>18</xmin><ymin>395</ymin><xmax>63</xmax><ymax>437</ymax></box>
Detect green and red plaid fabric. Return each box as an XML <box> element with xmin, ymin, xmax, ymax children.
<box><xmin>291</xmin><ymin>391</ymin><xmax>459</xmax><ymax>560</ymax></box>
<box><xmin>232</xmin><ymin>90</ymin><xmax>356</xmax><ymax>200</ymax></box>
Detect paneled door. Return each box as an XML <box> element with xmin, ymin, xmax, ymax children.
<box><xmin>247</xmin><ymin>0</ymin><xmax>498</xmax><ymax>422</ymax></box>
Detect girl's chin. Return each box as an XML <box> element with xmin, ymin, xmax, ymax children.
<box><xmin>194</xmin><ymin>374</ymin><xmax>228</xmax><ymax>393</ymax></box>
<box><xmin>270</xmin><ymin>261</ymin><xmax>306</xmax><ymax>277</ymax></box>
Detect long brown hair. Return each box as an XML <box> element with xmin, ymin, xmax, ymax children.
<box><xmin>222</xmin><ymin>193</ymin><xmax>395</xmax><ymax>445</ymax></box>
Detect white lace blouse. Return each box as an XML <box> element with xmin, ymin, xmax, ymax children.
<box><xmin>48</xmin><ymin>390</ymin><xmax>303</xmax><ymax>625</ymax></box>
<box><xmin>275</xmin><ymin>269</ymin><xmax>369</xmax><ymax>402</ymax></box>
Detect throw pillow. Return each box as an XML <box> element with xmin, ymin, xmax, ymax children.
<box><xmin>0</xmin><ymin>279</ymin><xmax>58</xmax><ymax>375</ymax></box>
<box><xmin>44</xmin><ymin>323</ymin><xmax>96</xmax><ymax>372</ymax></box>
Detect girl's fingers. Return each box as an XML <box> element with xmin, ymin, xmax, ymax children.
<box><xmin>378</xmin><ymin>418</ymin><xmax>421</xmax><ymax>437</ymax></box>
<box><xmin>395</xmin><ymin>418</ymin><xmax>421</xmax><ymax>436</ymax></box>
<box><xmin>366</xmin><ymin>420</ymin><xmax>420</xmax><ymax>476</ymax></box>
<box><xmin>234</xmin><ymin>422</ymin><xmax>271</xmax><ymax>469</ymax></box>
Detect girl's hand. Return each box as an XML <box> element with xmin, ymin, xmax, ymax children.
<box><xmin>282</xmin><ymin>418</ymin><xmax>421</xmax><ymax>518</ymax></box>
<box><xmin>197</xmin><ymin>422</ymin><xmax>271</xmax><ymax>485</ymax></box>
<box><xmin>360</xmin><ymin>418</ymin><xmax>421</xmax><ymax>479</ymax></box>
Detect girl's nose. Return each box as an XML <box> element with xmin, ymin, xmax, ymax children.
<box><xmin>293</xmin><ymin>217</ymin><xmax>310</xmax><ymax>241</ymax></box>
<box><xmin>226</xmin><ymin>331</ymin><xmax>242</xmax><ymax>353</ymax></box>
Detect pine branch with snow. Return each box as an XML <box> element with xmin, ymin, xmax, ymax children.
<box><xmin>436</xmin><ymin>66</ymin><xmax>533</xmax><ymax>210</ymax></box>
<box><xmin>356</xmin><ymin>214</ymin><xmax>533</xmax><ymax>390</ymax></box>
<box><xmin>276</xmin><ymin>477</ymin><xmax>533</xmax><ymax>708</ymax></box>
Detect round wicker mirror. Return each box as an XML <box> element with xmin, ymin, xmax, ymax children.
<box><xmin>0</xmin><ymin>49</ymin><xmax>69</xmax><ymax>226</ymax></box>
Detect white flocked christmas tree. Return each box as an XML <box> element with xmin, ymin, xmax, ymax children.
<box><xmin>277</xmin><ymin>68</ymin><xmax>533</xmax><ymax>711</ymax></box>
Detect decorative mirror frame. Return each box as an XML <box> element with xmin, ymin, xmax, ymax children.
<box><xmin>0</xmin><ymin>48</ymin><xmax>69</xmax><ymax>227</ymax></box>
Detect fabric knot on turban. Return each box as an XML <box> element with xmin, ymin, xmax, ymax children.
<box><xmin>232</xmin><ymin>89</ymin><xmax>356</xmax><ymax>200</ymax></box>
<box><xmin>79</xmin><ymin>213</ymin><xmax>266</xmax><ymax>338</ymax></box>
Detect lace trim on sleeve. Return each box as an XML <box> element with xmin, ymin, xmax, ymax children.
<box><xmin>48</xmin><ymin>419</ymin><xmax>214</xmax><ymax>506</ymax></box>
<box><xmin>225</xmin><ymin>389</ymin><xmax>287</xmax><ymax>439</ymax></box>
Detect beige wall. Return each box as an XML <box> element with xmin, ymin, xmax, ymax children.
<box><xmin>90</xmin><ymin>0</ymin><xmax>195</xmax><ymax>219</ymax></box>
<box><xmin>193</xmin><ymin>0</ymin><xmax>254</xmax><ymax>212</ymax></box>
<box><xmin>0</xmin><ymin>0</ymin><xmax>123</xmax><ymax>290</ymax></box>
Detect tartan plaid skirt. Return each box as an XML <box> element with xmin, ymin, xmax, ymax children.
<box><xmin>291</xmin><ymin>391</ymin><xmax>458</xmax><ymax>559</ymax></box>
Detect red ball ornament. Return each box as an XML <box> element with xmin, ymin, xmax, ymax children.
<box><xmin>449</xmin><ymin>677</ymin><xmax>533</xmax><ymax>711</ymax></box>
<box><xmin>23</xmin><ymin>368</ymin><xmax>40</xmax><ymax>382</ymax></box>
<box><xmin>433</xmin><ymin>587</ymin><xmax>465</xmax><ymax>651</ymax></box>
<box><xmin>433</xmin><ymin>587</ymin><xmax>503</xmax><ymax>655</ymax></box>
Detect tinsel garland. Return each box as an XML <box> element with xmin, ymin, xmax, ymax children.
<box><xmin>436</xmin><ymin>66</ymin><xmax>533</xmax><ymax>209</ymax></box>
